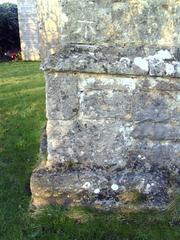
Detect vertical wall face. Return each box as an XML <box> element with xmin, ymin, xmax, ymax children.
<box><xmin>17</xmin><ymin>0</ymin><xmax>40</xmax><ymax>61</ymax></box>
<box><xmin>59</xmin><ymin>0</ymin><xmax>180</xmax><ymax>46</ymax></box>
<box><xmin>31</xmin><ymin>0</ymin><xmax>180</xmax><ymax>209</ymax></box>
<box><xmin>17</xmin><ymin>0</ymin><xmax>60</xmax><ymax>60</ymax></box>
<box><xmin>36</xmin><ymin>0</ymin><xmax>60</xmax><ymax>59</ymax></box>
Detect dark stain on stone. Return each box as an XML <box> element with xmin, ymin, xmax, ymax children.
<box><xmin>162</xmin><ymin>4</ymin><xmax>169</xmax><ymax>10</ymax></box>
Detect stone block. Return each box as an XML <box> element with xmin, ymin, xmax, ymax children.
<box><xmin>46</xmin><ymin>119</ymin><xmax>180</xmax><ymax>175</ymax></box>
<box><xmin>46</xmin><ymin>72</ymin><xmax>79</xmax><ymax>120</ymax></box>
<box><xmin>46</xmin><ymin>119</ymin><xmax>133</xmax><ymax>168</ymax></box>
<box><xmin>132</xmin><ymin>123</ymin><xmax>180</xmax><ymax>141</ymax></box>
<box><xmin>43</xmin><ymin>45</ymin><xmax>180</xmax><ymax>78</ymax></box>
<box><xmin>78</xmin><ymin>75</ymin><xmax>180</xmax><ymax>121</ymax></box>
<box><xmin>31</xmin><ymin>157</ymin><xmax>175</xmax><ymax>209</ymax></box>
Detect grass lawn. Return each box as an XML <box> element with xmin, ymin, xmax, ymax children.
<box><xmin>0</xmin><ymin>62</ymin><xmax>179</xmax><ymax>240</ymax></box>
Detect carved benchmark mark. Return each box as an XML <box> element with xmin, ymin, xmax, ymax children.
<box><xmin>75</xmin><ymin>20</ymin><xmax>96</xmax><ymax>39</ymax></box>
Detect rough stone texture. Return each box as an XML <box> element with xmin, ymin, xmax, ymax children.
<box><xmin>17</xmin><ymin>0</ymin><xmax>60</xmax><ymax>60</ymax></box>
<box><xmin>18</xmin><ymin>0</ymin><xmax>180</xmax><ymax>60</ymax></box>
<box><xmin>43</xmin><ymin>45</ymin><xmax>180</xmax><ymax>78</ymax></box>
<box><xmin>59</xmin><ymin>0</ymin><xmax>180</xmax><ymax>46</ymax></box>
<box><xmin>45</xmin><ymin>72</ymin><xmax>78</xmax><ymax>120</ymax></box>
<box><xmin>31</xmin><ymin>65</ymin><xmax>180</xmax><ymax>210</ymax></box>
<box><xmin>36</xmin><ymin>0</ymin><xmax>60</xmax><ymax>59</ymax></box>
<box><xmin>31</xmin><ymin>0</ymin><xmax>180</xmax><ymax>210</ymax></box>
<box><xmin>31</xmin><ymin>165</ymin><xmax>174</xmax><ymax>209</ymax></box>
<box><xmin>17</xmin><ymin>0</ymin><xmax>40</xmax><ymax>60</ymax></box>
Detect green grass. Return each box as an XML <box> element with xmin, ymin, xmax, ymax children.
<box><xmin>0</xmin><ymin>62</ymin><xmax>179</xmax><ymax>240</ymax></box>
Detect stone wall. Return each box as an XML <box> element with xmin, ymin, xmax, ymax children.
<box><xmin>31</xmin><ymin>0</ymin><xmax>180</xmax><ymax>210</ymax></box>
<box><xmin>17</xmin><ymin>0</ymin><xmax>40</xmax><ymax>61</ymax></box>
<box><xmin>17</xmin><ymin>0</ymin><xmax>60</xmax><ymax>60</ymax></box>
<box><xmin>36</xmin><ymin>0</ymin><xmax>60</xmax><ymax>59</ymax></box>
<box><xmin>59</xmin><ymin>0</ymin><xmax>180</xmax><ymax>46</ymax></box>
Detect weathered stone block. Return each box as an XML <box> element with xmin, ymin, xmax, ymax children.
<box><xmin>78</xmin><ymin>75</ymin><xmax>180</xmax><ymax>121</ymax></box>
<box><xmin>46</xmin><ymin>119</ymin><xmax>133</xmax><ymax>168</ymax></box>
<box><xmin>46</xmin><ymin>72</ymin><xmax>78</xmax><ymax>120</ymax></box>
<box><xmin>43</xmin><ymin>45</ymin><xmax>180</xmax><ymax>78</ymax></box>
<box><xmin>132</xmin><ymin>123</ymin><xmax>180</xmax><ymax>141</ymax></box>
<box><xmin>31</xmin><ymin>154</ymin><xmax>176</xmax><ymax>209</ymax></box>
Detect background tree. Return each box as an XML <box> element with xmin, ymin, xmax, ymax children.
<box><xmin>0</xmin><ymin>3</ymin><xmax>20</xmax><ymax>55</ymax></box>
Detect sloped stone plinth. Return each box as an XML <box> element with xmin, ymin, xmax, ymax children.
<box><xmin>31</xmin><ymin>163</ymin><xmax>174</xmax><ymax>210</ymax></box>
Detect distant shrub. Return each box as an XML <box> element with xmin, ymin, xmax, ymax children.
<box><xmin>0</xmin><ymin>3</ymin><xmax>20</xmax><ymax>56</ymax></box>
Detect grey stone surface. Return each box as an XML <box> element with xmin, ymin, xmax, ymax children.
<box><xmin>31</xmin><ymin>159</ymin><xmax>177</xmax><ymax>209</ymax></box>
<box><xmin>79</xmin><ymin>77</ymin><xmax>180</xmax><ymax>121</ymax></box>
<box><xmin>31</xmin><ymin>0</ymin><xmax>180</xmax><ymax>210</ymax></box>
<box><xmin>18</xmin><ymin>0</ymin><xmax>180</xmax><ymax>60</ymax></box>
<box><xmin>46</xmin><ymin>72</ymin><xmax>180</xmax><ymax>122</ymax></box>
<box><xmin>132</xmin><ymin>123</ymin><xmax>180</xmax><ymax>141</ymax></box>
<box><xmin>46</xmin><ymin>119</ymin><xmax>133</xmax><ymax>168</ymax></box>
<box><xmin>45</xmin><ymin>72</ymin><xmax>78</xmax><ymax>120</ymax></box>
<box><xmin>43</xmin><ymin>45</ymin><xmax>180</xmax><ymax>78</ymax></box>
<box><xmin>32</xmin><ymin>68</ymin><xmax>180</xmax><ymax>210</ymax></box>
<box><xmin>17</xmin><ymin>0</ymin><xmax>40</xmax><ymax>60</ymax></box>
<box><xmin>46</xmin><ymin>119</ymin><xmax>180</xmax><ymax>172</ymax></box>
<box><xmin>59</xmin><ymin>0</ymin><xmax>180</xmax><ymax>47</ymax></box>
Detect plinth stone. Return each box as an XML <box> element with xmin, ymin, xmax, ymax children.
<box><xmin>31</xmin><ymin>0</ymin><xmax>180</xmax><ymax>210</ymax></box>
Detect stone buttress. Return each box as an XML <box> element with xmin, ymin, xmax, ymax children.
<box><xmin>31</xmin><ymin>0</ymin><xmax>180</xmax><ymax>210</ymax></box>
